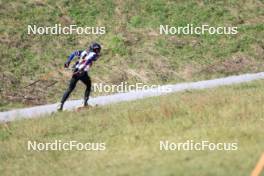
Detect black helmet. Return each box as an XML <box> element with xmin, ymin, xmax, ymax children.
<box><xmin>89</xmin><ymin>42</ymin><xmax>101</xmax><ymax>53</ymax></box>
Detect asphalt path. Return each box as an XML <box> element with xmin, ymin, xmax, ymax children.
<box><xmin>1</xmin><ymin>72</ymin><xmax>264</xmax><ymax>122</ymax></box>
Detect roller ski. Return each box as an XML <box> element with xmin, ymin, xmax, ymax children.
<box><xmin>75</xmin><ymin>103</ymin><xmax>98</xmax><ymax>112</ymax></box>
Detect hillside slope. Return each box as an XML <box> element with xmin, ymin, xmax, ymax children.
<box><xmin>0</xmin><ymin>0</ymin><xmax>264</xmax><ymax>108</ymax></box>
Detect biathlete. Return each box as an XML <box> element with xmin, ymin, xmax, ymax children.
<box><xmin>57</xmin><ymin>42</ymin><xmax>101</xmax><ymax>111</ymax></box>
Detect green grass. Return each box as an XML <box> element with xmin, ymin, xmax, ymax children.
<box><xmin>0</xmin><ymin>102</ymin><xmax>27</xmax><ymax>112</ymax></box>
<box><xmin>1</xmin><ymin>80</ymin><xmax>264</xmax><ymax>176</ymax></box>
<box><xmin>0</xmin><ymin>0</ymin><xmax>264</xmax><ymax>107</ymax></box>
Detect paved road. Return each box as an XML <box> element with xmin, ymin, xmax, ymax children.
<box><xmin>1</xmin><ymin>72</ymin><xmax>264</xmax><ymax>122</ymax></box>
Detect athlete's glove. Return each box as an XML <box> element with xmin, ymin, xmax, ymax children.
<box><xmin>64</xmin><ymin>62</ymin><xmax>70</xmax><ymax>68</ymax></box>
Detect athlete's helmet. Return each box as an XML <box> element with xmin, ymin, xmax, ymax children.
<box><xmin>89</xmin><ymin>42</ymin><xmax>101</xmax><ymax>53</ymax></box>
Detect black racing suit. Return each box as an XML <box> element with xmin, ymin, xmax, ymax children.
<box><xmin>61</xmin><ymin>71</ymin><xmax>91</xmax><ymax>106</ymax></box>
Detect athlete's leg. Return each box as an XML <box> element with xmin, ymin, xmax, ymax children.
<box><xmin>59</xmin><ymin>75</ymin><xmax>79</xmax><ymax>110</ymax></box>
<box><xmin>80</xmin><ymin>73</ymin><xmax>91</xmax><ymax>106</ymax></box>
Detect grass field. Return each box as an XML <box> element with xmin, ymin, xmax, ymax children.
<box><xmin>1</xmin><ymin>80</ymin><xmax>264</xmax><ymax>176</ymax></box>
<box><xmin>0</xmin><ymin>0</ymin><xmax>264</xmax><ymax>109</ymax></box>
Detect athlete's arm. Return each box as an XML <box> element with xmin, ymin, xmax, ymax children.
<box><xmin>65</xmin><ymin>50</ymin><xmax>82</xmax><ymax>68</ymax></box>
